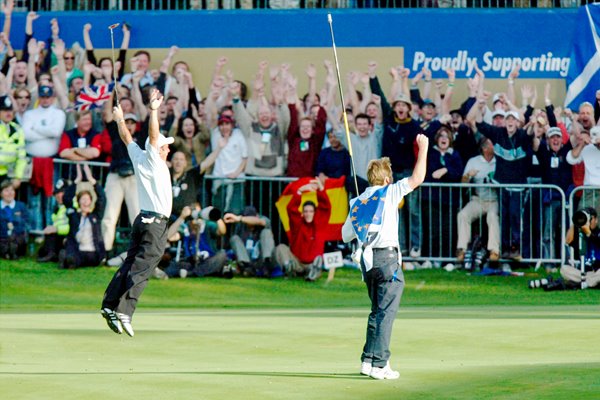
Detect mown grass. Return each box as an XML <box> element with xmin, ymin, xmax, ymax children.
<box><xmin>1</xmin><ymin>258</ymin><xmax>598</xmax><ymax>311</ymax></box>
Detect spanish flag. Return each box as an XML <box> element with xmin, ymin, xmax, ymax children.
<box><xmin>276</xmin><ymin>176</ymin><xmax>348</xmax><ymax>242</ymax></box>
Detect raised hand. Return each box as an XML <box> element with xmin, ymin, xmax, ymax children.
<box><xmin>149</xmin><ymin>88</ymin><xmax>163</xmax><ymax>110</ymax></box>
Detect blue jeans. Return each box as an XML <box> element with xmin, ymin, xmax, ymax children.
<box><xmin>393</xmin><ymin>171</ymin><xmax>421</xmax><ymax>252</ymax></box>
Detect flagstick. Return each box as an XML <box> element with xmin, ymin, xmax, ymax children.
<box><xmin>108</xmin><ymin>23</ymin><xmax>120</xmax><ymax>106</ymax></box>
<box><xmin>327</xmin><ymin>14</ymin><xmax>359</xmax><ymax>197</ymax></box>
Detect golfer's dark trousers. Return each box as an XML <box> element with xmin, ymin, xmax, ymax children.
<box><xmin>362</xmin><ymin>247</ymin><xmax>404</xmax><ymax>368</ymax></box>
<box><xmin>102</xmin><ymin>212</ymin><xmax>168</xmax><ymax>317</ymax></box>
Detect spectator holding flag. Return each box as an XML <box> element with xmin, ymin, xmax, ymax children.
<box><xmin>342</xmin><ymin>134</ymin><xmax>428</xmax><ymax>380</ymax></box>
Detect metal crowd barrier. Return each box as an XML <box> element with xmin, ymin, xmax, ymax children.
<box><xmin>21</xmin><ymin>159</ymin><xmax>574</xmax><ymax>267</ymax></box>
<box><xmin>400</xmin><ymin>182</ymin><xmax>567</xmax><ymax>266</ymax></box>
<box><xmin>12</xmin><ymin>0</ymin><xmax>584</xmax><ymax>11</ymax></box>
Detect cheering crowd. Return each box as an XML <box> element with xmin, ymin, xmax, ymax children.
<box><xmin>1</xmin><ymin>4</ymin><xmax>599</xmax><ymax>286</ymax></box>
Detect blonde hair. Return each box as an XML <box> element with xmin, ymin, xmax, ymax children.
<box><xmin>367</xmin><ymin>157</ymin><xmax>393</xmax><ymax>186</ymax></box>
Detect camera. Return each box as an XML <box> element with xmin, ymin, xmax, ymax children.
<box><xmin>572</xmin><ymin>207</ymin><xmax>597</xmax><ymax>228</ymax></box>
<box><xmin>191</xmin><ymin>206</ymin><xmax>222</xmax><ymax>222</ymax></box>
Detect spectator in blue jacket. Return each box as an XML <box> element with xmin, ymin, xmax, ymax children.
<box><xmin>0</xmin><ymin>180</ymin><xmax>29</xmax><ymax>260</ymax></box>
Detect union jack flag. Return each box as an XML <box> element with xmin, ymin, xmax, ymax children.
<box><xmin>74</xmin><ymin>82</ymin><xmax>114</xmax><ymax>111</ymax></box>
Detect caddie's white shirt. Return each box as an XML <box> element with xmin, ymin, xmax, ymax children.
<box><xmin>567</xmin><ymin>144</ymin><xmax>600</xmax><ymax>186</ymax></box>
<box><xmin>342</xmin><ymin>178</ymin><xmax>413</xmax><ymax>271</ymax></box>
<box><xmin>127</xmin><ymin>140</ymin><xmax>172</xmax><ymax>217</ymax></box>
<box><xmin>463</xmin><ymin>155</ymin><xmax>497</xmax><ymax>201</ymax></box>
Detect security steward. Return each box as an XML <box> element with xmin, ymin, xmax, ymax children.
<box><xmin>0</xmin><ymin>96</ymin><xmax>26</xmax><ymax>188</ymax></box>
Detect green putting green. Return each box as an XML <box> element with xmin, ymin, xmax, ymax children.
<box><xmin>1</xmin><ymin>308</ymin><xmax>599</xmax><ymax>399</ymax></box>
<box><xmin>1</xmin><ymin>260</ymin><xmax>599</xmax><ymax>398</ymax></box>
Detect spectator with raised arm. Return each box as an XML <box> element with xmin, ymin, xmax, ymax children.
<box><xmin>274</xmin><ymin>178</ymin><xmax>330</xmax><ymax>281</ymax></box>
<box><xmin>60</xmin><ymin>164</ymin><xmax>106</xmax><ymax>269</ymax></box>
<box><xmin>468</xmin><ymin>92</ymin><xmax>533</xmax><ymax>261</ymax></box>
<box><xmin>456</xmin><ymin>138</ymin><xmax>500</xmax><ymax>263</ymax></box>
<box><xmin>369</xmin><ymin>61</ymin><xmax>422</xmax><ymax>258</ymax></box>
<box><xmin>211</xmin><ymin>113</ymin><xmax>247</xmax><ymax>215</ymax></box>
<box><xmin>83</xmin><ymin>22</ymin><xmax>128</xmax><ymax>83</ymax></box>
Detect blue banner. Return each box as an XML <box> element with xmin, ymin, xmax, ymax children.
<box><xmin>3</xmin><ymin>9</ymin><xmax>577</xmax><ymax>79</ymax></box>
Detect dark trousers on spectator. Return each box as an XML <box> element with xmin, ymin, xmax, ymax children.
<box><xmin>362</xmin><ymin>248</ymin><xmax>404</xmax><ymax>368</ymax></box>
<box><xmin>0</xmin><ymin>234</ymin><xmax>27</xmax><ymax>259</ymax></box>
<box><xmin>501</xmin><ymin>188</ymin><xmax>526</xmax><ymax>253</ymax></box>
<box><xmin>102</xmin><ymin>213</ymin><xmax>168</xmax><ymax>316</ymax></box>
<box><xmin>63</xmin><ymin>240</ymin><xmax>102</xmax><ymax>268</ymax></box>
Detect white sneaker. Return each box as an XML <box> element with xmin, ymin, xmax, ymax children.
<box><xmin>369</xmin><ymin>362</ymin><xmax>400</xmax><ymax>380</ymax></box>
<box><xmin>116</xmin><ymin>312</ymin><xmax>134</xmax><ymax>337</ymax></box>
<box><xmin>153</xmin><ymin>267</ymin><xmax>169</xmax><ymax>280</ymax></box>
<box><xmin>107</xmin><ymin>252</ymin><xmax>127</xmax><ymax>267</ymax></box>
<box><xmin>360</xmin><ymin>362</ymin><xmax>372</xmax><ymax>376</ymax></box>
<box><xmin>179</xmin><ymin>269</ymin><xmax>188</xmax><ymax>279</ymax></box>
<box><xmin>409</xmin><ymin>247</ymin><xmax>421</xmax><ymax>258</ymax></box>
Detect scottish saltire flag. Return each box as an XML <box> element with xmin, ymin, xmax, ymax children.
<box><xmin>565</xmin><ymin>5</ymin><xmax>600</xmax><ymax>110</ymax></box>
<box><xmin>349</xmin><ymin>186</ymin><xmax>388</xmax><ymax>243</ymax></box>
<box><xmin>75</xmin><ymin>82</ymin><xmax>114</xmax><ymax>111</ymax></box>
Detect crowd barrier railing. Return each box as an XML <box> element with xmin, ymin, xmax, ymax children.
<box><xmin>411</xmin><ymin>182</ymin><xmax>566</xmax><ymax>266</ymax></box>
<box><xmin>22</xmin><ymin>160</ymin><xmax>572</xmax><ymax>268</ymax></box>
<box><xmin>14</xmin><ymin>0</ymin><xmax>581</xmax><ymax>12</ymax></box>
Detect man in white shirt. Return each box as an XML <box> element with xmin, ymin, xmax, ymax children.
<box><xmin>567</xmin><ymin>126</ymin><xmax>600</xmax><ymax>215</ymax></box>
<box><xmin>101</xmin><ymin>89</ymin><xmax>173</xmax><ymax>337</ymax></box>
<box><xmin>22</xmin><ymin>85</ymin><xmax>66</xmax><ymax>158</ymax></box>
<box><xmin>211</xmin><ymin>114</ymin><xmax>248</xmax><ymax>214</ymax></box>
<box><xmin>456</xmin><ymin>138</ymin><xmax>500</xmax><ymax>262</ymax></box>
<box><xmin>342</xmin><ymin>134</ymin><xmax>428</xmax><ymax>380</ymax></box>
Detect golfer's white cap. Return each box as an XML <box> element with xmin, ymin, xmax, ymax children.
<box><xmin>145</xmin><ymin>134</ymin><xmax>174</xmax><ymax>149</ymax></box>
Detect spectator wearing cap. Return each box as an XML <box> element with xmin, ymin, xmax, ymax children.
<box><xmin>533</xmin><ymin>126</ymin><xmax>574</xmax><ymax>268</ymax></box>
<box><xmin>211</xmin><ymin>113</ymin><xmax>248</xmax><ymax>215</ymax></box>
<box><xmin>420</xmin><ymin>98</ymin><xmax>442</xmax><ymax>143</ymax></box>
<box><xmin>223</xmin><ymin>205</ymin><xmax>277</xmax><ymax>277</ymax></box>
<box><xmin>22</xmin><ymin>85</ymin><xmax>66</xmax><ymax>158</ymax></box>
<box><xmin>99</xmin><ymin>112</ymin><xmax>143</xmax><ymax>254</ymax></box>
<box><xmin>369</xmin><ymin>63</ymin><xmax>423</xmax><ymax>257</ymax></box>
<box><xmin>0</xmin><ymin>96</ymin><xmax>26</xmax><ymax>188</ymax></box>
<box><xmin>37</xmin><ymin>179</ymin><xmax>70</xmax><ymax>263</ymax></box>
<box><xmin>491</xmin><ymin>109</ymin><xmax>506</xmax><ymax>127</ymax></box>
<box><xmin>0</xmin><ymin>180</ymin><xmax>29</xmax><ymax>260</ymax></box>
<box><xmin>469</xmin><ymin>100</ymin><xmax>533</xmax><ymax>261</ymax></box>
<box><xmin>567</xmin><ymin>126</ymin><xmax>600</xmax><ymax>216</ymax></box>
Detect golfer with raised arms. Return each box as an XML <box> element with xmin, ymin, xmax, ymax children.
<box><xmin>343</xmin><ymin>134</ymin><xmax>428</xmax><ymax>379</ymax></box>
<box><xmin>101</xmin><ymin>88</ymin><xmax>173</xmax><ymax>337</ymax></box>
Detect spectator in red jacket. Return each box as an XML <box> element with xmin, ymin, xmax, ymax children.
<box><xmin>274</xmin><ymin>178</ymin><xmax>330</xmax><ymax>281</ymax></box>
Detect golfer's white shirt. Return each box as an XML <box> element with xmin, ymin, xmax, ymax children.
<box><xmin>342</xmin><ymin>178</ymin><xmax>413</xmax><ymax>271</ymax></box>
<box><xmin>128</xmin><ymin>141</ymin><xmax>172</xmax><ymax>218</ymax></box>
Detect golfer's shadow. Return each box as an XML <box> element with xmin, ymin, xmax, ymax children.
<box><xmin>202</xmin><ymin>371</ymin><xmax>359</xmax><ymax>380</ymax></box>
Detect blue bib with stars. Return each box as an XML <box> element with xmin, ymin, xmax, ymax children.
<box><xmin>350</xmin><ymin>186</ymin><xmax>389</xmax><ymax>243</ymax></box>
